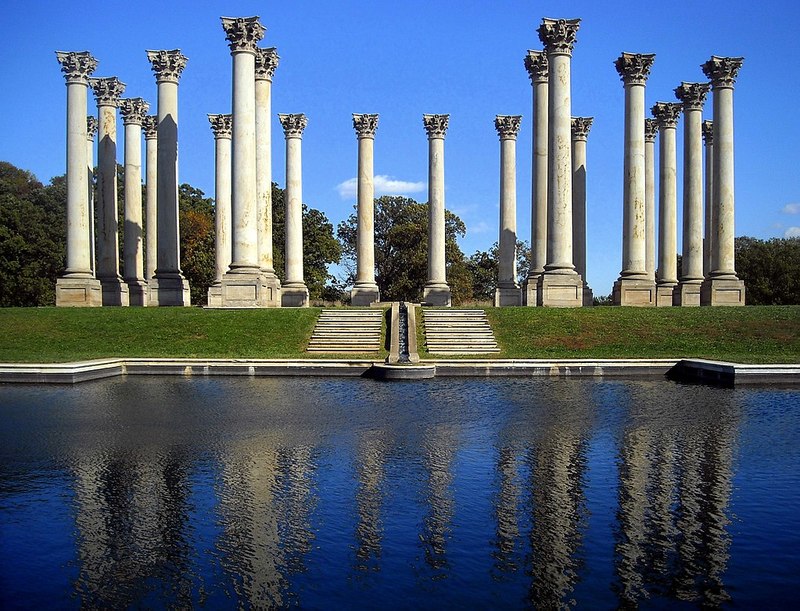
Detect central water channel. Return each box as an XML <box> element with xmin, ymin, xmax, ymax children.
<box><xmin>1</xmin><ymin>377</ymin><xmax>799</xmax><ymax>608</ymax></box>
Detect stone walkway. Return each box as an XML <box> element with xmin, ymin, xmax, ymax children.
<box><xmin>422</xmin><ymin>309</ymin><xmax>501</xmax><ymax>355</ymax></box>
<box><xmin>306</xmin><ymin>309</ymin><xmax>383</xmax><ymax>353</ymax></box>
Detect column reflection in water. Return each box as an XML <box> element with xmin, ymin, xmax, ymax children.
<box><xmin>353</xmin><ymin>431</ymin><xmax>388</xmax><ymax>573</ymax></box>
<box><xmin>614</xmin><ymin>386</ymin><xmax>738</xmax><ymax>607</ymax></box>
<box><xmin>492</xmin><ymin>445</ymin><xmax>522</xmax><ymax>574</ymax></box>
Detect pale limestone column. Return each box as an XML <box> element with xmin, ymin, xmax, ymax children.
<box><xmin>701</xmin><ymin>56</ymin><xmax>745</xmax><ymax>306</ymax></box>
<box><xmin>90</xmin><ymin>76</ymin><xmax>129</xmax><ymax>306</ymax></box>
<box><xmin>537</xmin><ymin>17</ymin><xmax>583</xmax><ymax>307</ymax></box>
<box><xmin>142</xmin><ymin>115</ymin><xmax>158</xmax><ymax>281</ymax></box>
<box><xmin>119</xmin><ymin>97</ymin><xmax>149</xmax><ymax>305</ymax></box>
<box><xmin>422</xmin><ymin>114</ymin><xmax>451</xmax><ymax>306</ymax></box>
<box><xmin>702</xmin><ymin>120</ymin><xmax>714</xmax><ymax>278</ymax></box>
<box><xmin>279</xmin><ymin>113</ymin><xmax>310</xmax><ymax>307</ymax></box>
<box><xmin>255</xmin><ymin>47</ymin><xmax>281</xmax><ymax>299</ymax></box>
<box><xmin>571</xmin><ymin>116</ymin><xmax>593</xmax><ymax>306</ymax></box>
<box><xmin>351</xmin><ymin>113</ymin><xmax>381</xmax><ymax>306</ymax></box>
<box><xmin>55</xmin><ymin>51</ymin><xmax>102</xmax><ymax>306</ymax></box>
<box><xmin>613</xmin><ymin>52</ymin><xmax>656</xmax><ymax>306</ymax></box>
<box><xmin>206</xmin><ymin>114</ymin><xmax>232</xmax><ymax>307</ymax></box>
<box><xmin>146</xmin><ymin>49</ymin><xmax>191</xmax><ymax>306</ymax></box>
<box><xmin>644</xmin><ymin>118</ymin><xmax>658</xmax><ymax>283</ymax></box>
<box><xmin>86</xmin><ymin>116</ymin><xmax>97</xmax><ymax>276</ymax></box>
<box><xmin>651</xmin><ymin>102</ymin><xmax>682</xmax><ymax>306</ymax></box>
<box><xmin>523</xmin><ymin>50</ymin><xmax>548</xmax><ymax>306</ymax></box>
<box><xmin>675</xmin><ymin>82</ymin><xmax>711</xmax><ymax>306</ymax></box>
<box><xmin>494</xmin><ymin>115</ymin><xmax>522</xmax><ymax>307</ymax></box>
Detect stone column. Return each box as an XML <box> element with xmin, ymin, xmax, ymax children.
<box><xmin>675</xmin><ymin>82</ymin><xmax>711</xmax><ymax>306</ymax></box>
<box><xmin>86</xmin><ymin>116</ymin><xmax>97</xmax><ymax>276</ymax></box>
<box><xmin>537</xmin><ymin>17</ymin><xmax>583</xmax><ymax>307</ymax></box>
<box><xmin>54</xmin><ymin>51</ymin><xmax>102</xmax><ymax>306</ymax></box>
<box><xmin>255</xmin><ymin>47</ymin><xmax>282</xmax><ymax>302</ymax></box>
<box><xmin>701</xmin><ymin>56</ymin><xmax>745</xmax><ymax>306</ymax></box>
<box><xmin>613</xmin><ymin>52</ymin><xmax>656</xmax><ymax>306</ymax></box>
<box><xmin>651</xmin><ymin>102</ymin><xmax>682</xmax><ymax>306</ymax></box>
<box><xmin>422</xmin><ymin>114</ymin><xmax>451</xmax><ymax>306</ymax></box>
<box><xmin>523</xmin><ymin>50</ymin><xmax>548</xmax><ymax>306</ymax></box>
<box><xmin>142</xmin><ymin>115</ymin><xmax>158</xmax><ymax>281</ymax></box>
<box><xmin>90</xmin><ymin>76</ymin><xmax>129</xmax><ymax>306</ymax></box>
<box><xmin>351</xmin><ymin>113</ymin><xmax>381</xmax><ymax>306</ymax></box>
<box><xmin>279</xmin><ymin>113</ymin><xmax>310</xmax><ymax>307</ymax></box>
<box><xmin>644</xmin><ymin>118</ymin><xmax>658</xmax><ymax>283</ymax></box>
<box><xmin>571</xmin><ymin>116</ymin><xmax>593</xmax><ymax>306</ymax></box>
<box><xmin>494</xmin><ymin>115</ymin><xmax>522</xmax><ymax>307</ymax></box>
<box><xmin>146</xmin><ymin>49</ymin><xmax>191</xmax><ymax>306</ymax></box>
<box><xmin>207</xmin><ymin>114</ymin><xmax>233</xmax><ymax>307</ymax></box>
<box><xmin>702</xmin><ymin>120</ymin><xmax>714</xmax><ymax>278</ymax></box>
<box><xmin>119</xmin><ymin>97</ymin><xmax>149</xmax><ymax>305</ymax></box>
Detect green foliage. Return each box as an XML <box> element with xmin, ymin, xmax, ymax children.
<box><xmin>736</xmin><ymin>236</ymin><xmax>800</xmax><ymax>305</ymax></box>
<box><xmin>466</xmin><ymin>240</ymin><xmax>531</xmax><ymax>302</ymax></box>
<box><xmin>178</xmin><ymin>184</ymin><xmax>215</xmax><ymax>305</ymax></box>
<box><xmin>337</xmin><ymin>195</ymin><xmax>472</xmax><ymax>303</ymax></box>
<box><xmin>0</xmin><ymin>162</ymin><xmax>66</xmax><ymax>306</ymax></box>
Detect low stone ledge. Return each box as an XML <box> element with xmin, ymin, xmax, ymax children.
<box><xmin>432</xmin><ymin>359</ymin><xmax>678</xmax><ymax>378</ymax></box>
<box><xmin>0</xmin><ymin>359</ymin><xmax>125</xmax><ymax>384</ymax></box>
<box><xmin>668</xmin><ymin>359</ymin><xmax>800</xmax><ymax>386</ymax></box>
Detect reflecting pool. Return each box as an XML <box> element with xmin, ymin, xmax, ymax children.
<box><xmin>1</xmin><ymin>377</ymin><xmax>799</xmax><ymax>608</ymax></box>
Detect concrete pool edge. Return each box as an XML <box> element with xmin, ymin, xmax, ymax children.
<box><xmin>0</xmin><ymin>357</ymin><xmax>797</xmax><ymax>386</ymax></box>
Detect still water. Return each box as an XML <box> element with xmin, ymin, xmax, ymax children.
<box><xmin>1</xmin><ymin>377</ymin><xmax>799</xmax><ymax>609</ymax></box>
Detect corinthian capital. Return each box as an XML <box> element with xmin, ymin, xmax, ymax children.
<box><xmin>495</xmin><ymin>115</ymin><xmax>522</xmax><ymax>140</ymax></box>
<box><xmin>702</xmin><ymin>120</ymin><xmax>714</xmax><ymax>145</ymax></box>
<box><xmin>119</xmin><ymin>98</ymin><xmax>150</xmax><ymax>125</ymax></box>
<box><xmin>208</xmin><ymin>114</ymin><xmax>233</xmax><ymax>138</ymax></box>
<box><xmin>537</xmin><ymin>18</ymin><xmax>580</xmax><ymax>56</ymax></box>
<box><xmin>55</xmin><ymin>51</ymin><xmax>98</xmax><ymax>85</ymax></box>
<box><xmin>89</xmin><ymin>77</ymin><xmax>126</xmax><ymax>107</ymax></box>
<box><xmin>353</xmin><ymin>114</ymin><xmax>379</xmax><ymax>139</ymax></box>
<box><xmin>524</xmin><ymin>50</ymin><xmax>548</xmax><ymax>84</ymax></box>
<box><xmin>279</xmin><ymin>113</ymin><xmax>308</xmax><ymax>138</ymax></box>
<box><xmin>674</xmin><ymin>81</ymin><xmax>711</xmax><ymax>110</ymax></box>
<box><xmin>645</xmin><ymin>118</ymin><xmax>659</xmax><ymax>143</ymax></box>
<box><xmin>614</xmin><ymin>52</ymin><xmax>655</xmax><ymax>86</ymax></box>
<box><xmin>651</xmin><ymin>102</ymin><xmax>682</xmax><ymax>129</ymax></box>
<box><xmin>143</xmin><ymin>115</ymin><xmax>158</xmax><ymax>139</ymax></box>
<box><xmin>146</xmin><ymin>49</ymin><xmax>188</xmax><ymax>83</ymax></box>
<box><xmin>221</xmin><ymin>16</ymin><xmax>265</xmax><ymax>54</ymax></box>
<box><xmin>571</xmin><ymin>116</ymin><xmax>593</xmax><ymax>141</ymax></box>
<box><xmin>255</xmin><ymin>47</ymin><xmax>279</xmax><ymax>80</ymax></box>
<box><xmin>87</xmin><ymin>116</ymin><xmax>98</xmax><ymax>140</ymax></box>
<box><xmin>423</xmin><ymin>114</ymin><xmax>449</xmax><ymax>139</ymax></box>
<box><xmin>702</xmin><ymin>55</ymin><xmax>744</xmax><ymax>88</ymax></box>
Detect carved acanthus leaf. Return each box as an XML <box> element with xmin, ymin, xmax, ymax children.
<box><xmin>651</xmin><ymin>102</ymin><xmax>682</xmax><ymax>128</ymax></box>
<box><xmin>615</xmin><ymin>52</ymin><xmax>656</xmax><ymax>86</ymax></box>
<box><xmin>221</xmin><ymin>16</ymin><xmax>266</xmax><ymax>54</ymax></box>
<box><xmin>524</xmin><ymin>50</ymin><xmax>548</xmax><ymax>83</ymax></box>
<box><xmin>146</xmin><ymin>49</ymin><xmax>188</xmax><ymax>83</ymax></box>
<box><xmin>353</xmin><ymin>114</ymin><xmax>379</xmax><ymax>139</ymax></box>
<box><xmin>495</xmin><ymin>115</ymin><xmax>522</xmax><ymax>139</ymax></box>
<box><xmin>55</xmin><ymin>51</ymin><xmax>98</xmax><ymax>84</ymax></box>
<box><xmin>255</xmin><ymin>47</ymin><xmax>279</xmax><ymax>80</ymax></box>
<box><xmin>119</xmin><ymin>98</ymin><xmax>150</xmax><ymax>124</ymax></box>
<box><xmin>89</xmin><ymin>77</ymin><xmax>126</xmax><ymax>107</ymax></box>
<box><xmin>570</xmin><ymin>116</ymin><xmax>593</xmax><ymax>140</ymax></box>
<box><xmin>537</xmin><ymin>18</ymin><xmax>580</xmax><ymax>55</ymax></box>
<box><xmin>279</xmin><ymin>113</ymin><xmax>308</xmax><ymax>137</ymax></box>
<box><xmin>208</xmin><ymin>114</ymin><xmax>233</xmax><ymax>138</ymax></box>
<box><xmin>423</xmin><ymin>114</ymin><xmax>449</xmax><ymax>138</ymax></box>
<box><xmin>701</xmin><ymin>55</ymin><xmax>744</xmax><ymax>88</ymax></box>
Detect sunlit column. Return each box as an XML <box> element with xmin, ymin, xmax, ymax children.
<box><xmin>422</xmin><ymin>113</ymin><xmax>452</xmax><ymax>306</ymax></box>
<box><xmin>207</xmin><ymin>114</ymin><xmax>232</xmax><ymax>307</ymax></box>
<box><xmin>351</xmin><ymin>113</ymin><xmax>381</xmax><ymax>306</ymax></box>
<box><xmin>494</xmin><ymin>115</ymin><xmax>522</xmax><ymax>306</ymax></box>
<box><xmin>702</xmin><ymin>120</ymin><xmax>714</xmax><ymax>279</ymax></box>
<box><xmin>86</xmin><ymin>115</ymin><xmax>97</xmax><ymax>276</ymax></box>
<box><xmin>644</xmin><ymin>118</ymin><xmax>658</xmax><ymax>282</ymax></box>
<box><xmin>571</xmin><ymin>116</ymin><xmax>593</xmax><ymax>306</ymax></box>
<box><xmin>142</xmin><ymin>115</ymin><xmax>158</xmax><ymax>281</ymax></box>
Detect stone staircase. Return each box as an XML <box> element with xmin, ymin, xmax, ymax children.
<box><xmin>422</xmin><ymin>309</ymin><xmax>501</xmax><ymax>355</ymax></box>
<box><xmin>306</xmin><ymin>309</ymin><xmax>384</xmax><ymax>353</ymax></box>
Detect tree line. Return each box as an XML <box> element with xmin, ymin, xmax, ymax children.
<box><xmin>1</xmin><ymin>160</ymin><xmax>798</xmax><ymax>307</ymax></box>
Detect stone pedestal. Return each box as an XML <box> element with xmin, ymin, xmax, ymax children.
<box><xmin>522</xmin><ymin>50</ymin><xmax>548</xmax><ymax>307</ymax></box>
<box><xmin>351</xmin><ymin>114</ymin><xmax>381</xmax><ymax>306</ymax></box>
<box><xmin>422</xmin><ymin>114</ymin><xmax>451</xmax><ymax>307</ymax></box>
<box><xmin>701</xmin><ymin>277</ymin><xmax>745</xmax><ymax>306</ymax></box>
<box><xmin>613</xmin><ymin>52</ymin><xmax>656</xmax><ymax>306</ymax></box>
<box><xmin>55</xmin><ymin>51</ymin><xmax>102</xmax><ymax>307</ymax></box>
<box><xmin>279</xmin><ymin>113</ymin><xmax>309</xmax><ymax>308</ymax></box>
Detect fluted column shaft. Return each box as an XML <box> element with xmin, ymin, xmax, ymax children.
<box><xmin>143</xmin><ymin>116</ymin><xmax>158</xmax><ymax>281</ymax></box>
<box><xmin>422</xmin><ymin>114</ymin><xmax>451</xmax><ymax>306</ymax></box>
<box><xmin>255</xmin><ymin>48</ymin><xmax>278</xmax><ymax>275</ymax></box>
<box><xmin>702</xmin><ymin>121</ymin><xmax>714</xmax><ymax>277</ymax></box>
<box><xmin>209</xmin><ymin>115</ymin><xmax>232</xmax><ymax>283</ymax></box>
<box><xmin>644</xmin><ymin>119</ymin><xmax>657</xmax><ymax>281</ymax></box>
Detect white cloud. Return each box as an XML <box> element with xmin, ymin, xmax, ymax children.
<box><xmin>785</xmin><ymin>226</ymin><xmax>800</xmax><ymax>238</ymax></box>
<box><xmin>468</xmin><ymin>220</ymin><xmax>493</xmax><ymax>235</ymax></box>
<box><xmin>336</xmin><ymin>175</ymin><xmax>425</xmax><ymax>199</ymax></box>
<box><xmin>783</xmin><ymin>203</ymin><xmax>800</xmax><ymax>215</ymax></box>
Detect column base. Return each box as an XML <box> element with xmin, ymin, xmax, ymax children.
<box><xmin>281</xmin><ymin>283</ymin><xmax>309</xmax><ymax>308</ymax></box>
<box><xmin>55</xmin><ymin>276</ymin><xmax>103</xmax><ymax>307</ymax></box>
<box><xmin>422</xmin><ymin>283</ymin><xmax>451</xmax><ymax>307</ymax></box>
<box><xmin>494</xmin><ymin>286</ymin><xmax>521</xmax><ymax>307</ymax></box>
<box><xmin>701</xmin><ymin>277</ymin><xmax>746</xmax><ymax>306</ymax></box>
<box><xmin>656</xmin><ymin>282</ymin><xmax>677</xmax><ymax>307</ymax></box>
<box><xmin>126</xmin><ymin>280</ymin><xmax>149</xmax><ymax>306</ymax></box>
<box><xmin>148</xmin><ymin>274</ymin><xmax>191</xmax><ymax>307</ymax></box>
<box><xmin>538</xmin><ymin>272</ymin><xmax>583</xmax><ymax>307</ymax></box>
<box><xmin>583</xmin><ymin>285</ymin><xmax>594</xmax><ymax>307</ymax></box>
<box><xmin>99</xmin><ymin>276</ymin><xmax>130</xmax><ymax>306</ymax></box>
<box><xmin>522</xmin><ymin>275</ymin><xmax>542</xmax><ymax>307</ymax></box>
<box><xmin>612</xmin><ymin>278</ymin><xmax>656</xmax><ymax>306</ymax></box>
<box><xmin>351</xmin><ymin>283</ymin><xmax>380</xmax><ymax>306</ymax></box>
<box><xmin>674</xmin><ymin>281</ymin><xmax>702</xmax><ymax>307</ymax></box>
<box><xmin>215</xmin><ymin>272</ymin><xmax>281</xmax><ymax>308</ymax></box>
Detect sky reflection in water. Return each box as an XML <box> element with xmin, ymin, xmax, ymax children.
<box><xmin>1</xmin><ymin>377</ymin><xmax>799</xmax><ymax>608</ymax></box>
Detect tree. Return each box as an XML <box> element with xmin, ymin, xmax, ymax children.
<box><xmin>337</xmin><ymin>195</ymin><xmax>473</xmax><ymax>303</ymax></box>
<box><xmin>466</xmin><ymin>240</ymin><xmax>532</xmax><ymax>302</ymax></box>
<box><xmin>178</xmin><ymin>184</ymin><xmax>215</xmax><ymax>305</ymax></box>
<box><xmin>735</xmin><ymin>236</ymin><xmax>800</xmax><ymax>305</ymax></box>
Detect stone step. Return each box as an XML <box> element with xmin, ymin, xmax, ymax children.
<box><xmin>306</xmin><ymin>309</ymin><xmax>383</xmax><ymax>353</ymax></box>
<box><xmin>421</xmin><ymin>308</ymin><xmax>500</xmax><ymax>355</ymax></box>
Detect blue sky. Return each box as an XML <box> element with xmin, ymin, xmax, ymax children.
<box><xmin>1</xmin><ymin>0</ymin><xmax>799</xmax><ymax>296</ymax></box>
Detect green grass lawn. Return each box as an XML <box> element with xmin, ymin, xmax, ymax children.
<box><xmin>417</xmin><ymin>306</ymin><xmax>800</xmax><ymax>364</ymax></box>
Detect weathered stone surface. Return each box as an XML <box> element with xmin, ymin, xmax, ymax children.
<box><xmin>495</xmin><ymin>115</ymin><xmax>522</xmax><ymax>306</ymax></box>
<box><xmin>422</xmin><ymin>114</ymin><xmax>451</xmax><ymax>306</ymax></box>
<box><xmin>351</xmin><ymin>114</ymin><xmax>380</xmax><ymax>306</ymax></box>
